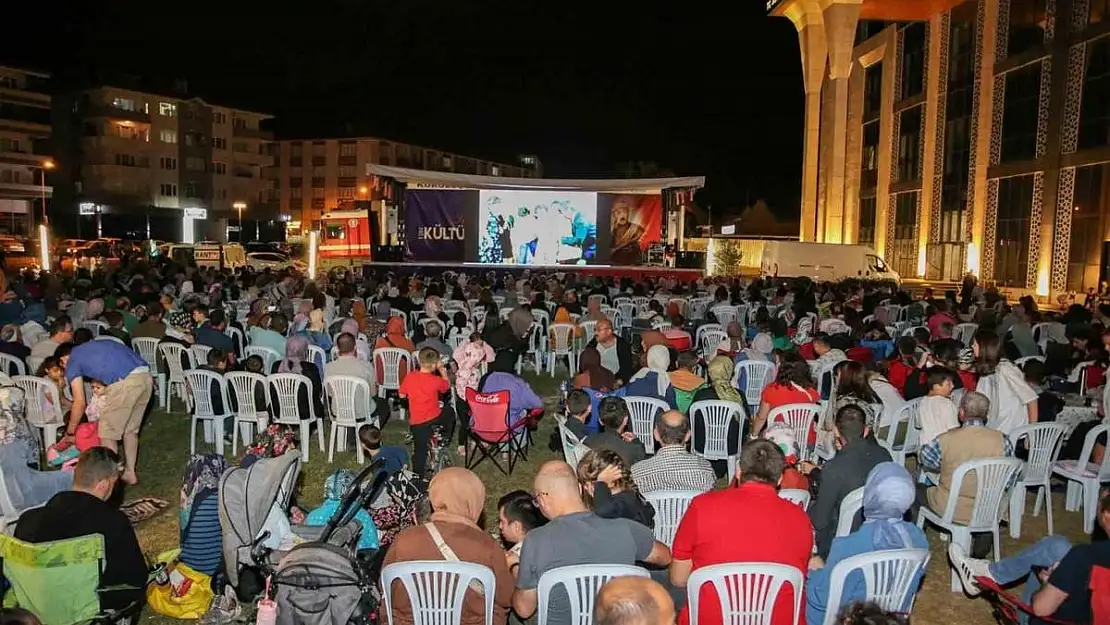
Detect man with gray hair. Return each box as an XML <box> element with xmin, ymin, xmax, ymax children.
<box><xmin>915</xmin><ymin>391</ymin><xmax>1014</xmax><ymax>552</ymax></box>
<box><xmin>594</xmin><ymin>576</ymin><xmax>676</xmax><ymax>625</ymax></box>
<box><xmin>630</xmin><ymin>410</ymin><xmax>714</xmax><ymax>494</ymax></box>
<box><xmin>415</xmin><ymin>321</ymin><xmax>451</xmax><ymax>357</ymax></box>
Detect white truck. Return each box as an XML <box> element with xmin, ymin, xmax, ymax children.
<box><xmin>760</xmin><ymin>242</ymin><xmax>900</xmax><ymax>283</ymax></box>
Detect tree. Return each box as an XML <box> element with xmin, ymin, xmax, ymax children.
<box><xmin>714</xmin><ymin>240</ymin><xmax>744</xmax><ymax>277</ymax></box>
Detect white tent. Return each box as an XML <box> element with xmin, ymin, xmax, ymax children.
<box><xmin>365</xmin><ymin>164</ymin><xmax>705</xmax><ymax>193</ymax></box>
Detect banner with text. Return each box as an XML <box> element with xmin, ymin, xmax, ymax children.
<box><xmin>404</xmin><ymin>190</ymin><xmax>472</xmax><ymax>262</ymax></box>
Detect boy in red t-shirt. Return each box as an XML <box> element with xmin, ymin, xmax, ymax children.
<box><xmin>398</xmin><ymin>347</ymin><xmax>454</xmax><ymax>476</ymax></box>
<box><xmin>885</xmin><ymin>336</ymin><xmax>919</xmax><ymax>395</ymax></box>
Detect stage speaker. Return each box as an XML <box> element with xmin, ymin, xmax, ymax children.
<box><xmin>676</xmin><ymin>251</ymin><xmax>706</xmax><ymax>270</ymax></box>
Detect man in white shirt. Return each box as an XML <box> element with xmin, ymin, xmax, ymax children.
<box><xmin>30</xmin><ymin>316</ymin><xmax>73</xmax><ymax>369</ymax></box>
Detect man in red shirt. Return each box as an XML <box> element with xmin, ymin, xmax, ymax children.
<box><xmin>398</xmin><ymin>347</ymin><xmax>454</xmax><ymax>476</ymax></box>
<box><xmin>670</xmin><ymin>440</ymin><xmax>813</xmax><ymax>625</ymax></box>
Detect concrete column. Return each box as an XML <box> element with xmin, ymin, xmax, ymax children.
<box><xmin>968</xmin><ymin>0</ymin><xmax>998</xmax><ymax>277</ymax></box>
<box><xmin>918</xmin><ymin>13</ymin><xmax>946</xmax><ymax>278</ymax></box>
<box><xmin>875</xmin><ymin>29</ymin><xmax>898</xmax><ymax>259</ymax></box>
<box><xmin>819</xmin><ymin>0</ymin><xmax>862</xmax><ymax>244</ymax></box>
<box><xmin>786</xmin><ymin>3</ymin><xmax>828</xmax><ymax>242</ymax></box>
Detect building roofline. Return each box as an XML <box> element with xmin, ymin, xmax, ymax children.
<box><xmin>274</xmin><ymin>135</ymin><xmax>534</xmax><ymax>168</ymax></box>
<box><xmin>0</xmin><ymin>65</ymin><xmax>50</xmax><ymax>79</ymax></box>
<box><xmin>79</xmin><ymin>85</ymin><xmax>273</xmax><ymax>119</ymax></box>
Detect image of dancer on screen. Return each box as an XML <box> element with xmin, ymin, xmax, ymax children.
<box><xmin>554</xmin><ymin>200</ymin><xmax>596</xmax><ymax>264</ymax></box>
<box><xmin>610</xmin><ymin>197</ymin><xmax>647</xmax><ymax>265</ymax></box>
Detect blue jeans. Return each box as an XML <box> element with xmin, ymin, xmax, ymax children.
<box><xmin>989</xmin><ymin>535</ymin><xmax>1073</xmax><ymax>624</ymax></box>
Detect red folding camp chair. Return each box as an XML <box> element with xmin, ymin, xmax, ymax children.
<box><xmin>974</xmin><ymin>577</ymin><xmax>1078</xmax><ymax>625</ymax></box>
<box><xmin>464</xmin><ymin>388</ymin><xmax>529</xmax><ymax>476</ymax></box>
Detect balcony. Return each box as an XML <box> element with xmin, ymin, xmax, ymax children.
<box><xmin>0</xmin><ymin>150</ymin><xmax>50</xmax><ymax>168</ymax></box>
<box><xmin>311</xmin><ymin>156</ymin><xmax>326</xmax><ymax>167</ymax></box>
<box><xmin>231</xmin><ymin>125</ymin><xmax>273</xmax><ymax>140</ymax></box>
<box><xmin>233</xmin><ymin>167</ymin><xmax>256</xmax><ymax>179</ymax></box>
<box><xmin>0</xmin><ymin>87</ymin><xmax>49</xmax><ymax>109</ymax></box>
<box><xmin>85</xmin><ymin>104</ymin><xmax>151</xmax><ymax>124</ymax></box>
<box><xmin>338</xmin><ymin>155</ymin><xmax>357</xmax><ymax>166</ymax></box>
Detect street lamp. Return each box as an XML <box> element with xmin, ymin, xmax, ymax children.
<box><xmin>232</xmin><ymin>201</ymin><xmax>246</xmax><ymax>243</ymax></box>
<box><xmin>39</xmin><ymin>159</ymin><xmax>54</xmax><ymax>225</ymax></box>
<box><xmin>358</xmin><ymin>185</ymin><xmax>368</xmax><ymax>196</ymax></box>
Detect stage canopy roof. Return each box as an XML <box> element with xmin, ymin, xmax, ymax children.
<box><xmin>366</xmin><ymin>164</ymin><xmax>705</xmax><ymax>193</ymax></box>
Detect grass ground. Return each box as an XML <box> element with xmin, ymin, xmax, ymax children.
<box><xmin>129</xmin><ymin>369</ymin><xmax>1084</xmax><ymax>624</ymax></box>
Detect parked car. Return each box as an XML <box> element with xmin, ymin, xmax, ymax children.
<box><xmin>246</xmin><ymin>251</ymin><xmax>307</xmax><ymax>272</ymax></box>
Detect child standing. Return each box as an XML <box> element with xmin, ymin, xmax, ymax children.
<box><xmin>917</xmin><ymin>366</ymin><xmax>959</xmax><ymax>446</ymax></box>
<box><xmin>358</xmin><ymin>424</ymin><xmax>409</xmax><ymax>475</ymax></box>
<box><xmin>398</xmin><ymin>347</ymin><xmax>454</xmax><ymax>476</ymax></box>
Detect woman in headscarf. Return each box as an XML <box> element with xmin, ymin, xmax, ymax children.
<box><xmin>290</xmin><ymin>300</ymin><xmax>312</xmax><ymax>334</ymax></box>
<box><xmin>270</xmin><ymin>335</ymin><xmax>325</xmax><ymax>420</ymax></box>
<box><xmin>304</xmin><ymin>470</ymin><xmax>379</xmax><ymax>551</ymax></box>
<box><xmin>563</xmin><ymin>290</ymin><xmax>583</xmax><ymax>316</ymax></box>
<box><xmin>178</xmin><ymin>454</ymin><xmax>227</xmax><ymax>575</ymax></box>
<box><xmin>624</xmin><ymin>344</ymin><xmax>677</xmax><ymax>408</ymax></box>
<box><xmin>738</xmin><ymin>332</ymin><xmax>773</xmax><ymax>363</ymax></box>
<box><xmin>573</xmin><ymin>346</ymin><xmax>616</xmax><ymax>391</ymax></box>
<box><xmin>805</xmin><ymin>462</ymin><xmax>927</xmax><ymax>625</ymax></box>
<box><xmin>0</xmin><ymin>386</ymin><xmax>71</xmax><ymax>511</ymax></box>
<box><xmin>584</xmin><ymin>296</ymin><xmax>606</xmax><ymax>323</ymax></box>
<box><xmin>381</xmin><ymin>468</ymin><xmax>513</xmax><ymax>625</ymax></box>
<box><xmin>549</xmin><ymin>306</ymin><xmax>583</xmax><ymax>343</ymax></box>
<box><xmin>246</xmin><ymin>298</ymin><xmax>268</xmax><ymax>329</ymax></box>
<box><xmin>691</xmin><ymin>356</ymin><xmax>745</xmax><ymax>474</ymax></box>
<box><xmin>351</xmin><ymin>299</ymin><xmax>371</xmax><ymax>334</ymax></box>
<box><xmin>298</xmin><ymin>309</ymin><xmax>332</xmax><ymax>352</ymax></box>
<box><xmin>715</xmin><ymin>321</ymin><xmax>746</xmax><ymax>358</ymax></box>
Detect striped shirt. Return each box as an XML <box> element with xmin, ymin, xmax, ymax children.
<box><xmin>631</xmin><ymin>445</ymin><xmax>716</xmax><ymax>494</ymax></box>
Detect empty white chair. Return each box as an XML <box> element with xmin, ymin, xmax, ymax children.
<box><xmin>547</xmin><ymin>324</ymin><xmax>577</xmax><ymax>377</ymax></box>
<box><xmin>0</xmin><ymin>353</ymin><xmax>25</xmax><ymax>378</ymax></box>
<box><xmin>306</xmin><ymin>344</ymin><xmax>327</xmax><ymax>370</ymax></box>
<box><xmin>733</xmin><ymin>360</ymin><xmax>776</xmax><ymax>415</ymax></box>
<box><xmin>381</xmin><ymin>561</ymin><xmax>497</xmax><ymax>625</ymax></box>
<box><xmin>1008</xmin><ymin>422</ymin><xmax>1068</xmax><ymax>538</ymax></box>
<box><xmin>878</xmin><ymin>398</ymin><xmax>922</xmax><ymax>467</ymax></box>
<box><xmin>767</xmin><ymin>404</ymin><xmax>822</xmax><ymax>462</ymax></box>
<box><xmin>623</xmin><ymin>396</ymin><xmax>669</xmax><ymax>455</ymax></box>
<box><xmin>916</xmin><ymin>457</ymin><xmax>1023</xmax><ymax>591</ymax></box>
<box><xmin>225</xmin><ymin>371</ymin><xmax>268</xmax><ymax>454</ymax></box>
<box><xmin>643</xmin><ymin>490</ymin><xmax>701</xmax><ymax>548</ymax></box>
<box><xmin>190</xmin><ymin>344</ymin><xmax>213</xmax><ymax>366</ymax></box>
<box><xmin>689</xmin><ymin>400</ymin><xmax>745</xmax><ymax>481</ymax></box>
<box><xmin>374</xmin><ymin>347</ymin><xmax>412</xmax><ymax>421</ymax></box>
<box><xmin>537</xmin><ymin>564</ymin><xmax>648</xmax><ymax>625</ymax></box>
<box><xmin>686</xmin><ymin>562</ymin><xmax>805</xmax><ymax>625</ymax></box>
<box><xmin>779</xmin><ymin>488</ymin><xmax>811</xmax><ymax>509</ymax></box>
<box><xmin>836</xmin><ymin>486</ymin><xmax>866</xmax><ymax>538</ymax></box>
<box><xmin>158</xmin><ymin>342</ymin><xmax>196</xmax><ymax>412</ymax></box>
<box><xmin>267</xmin><ymin>373</ymin><xmax>326</xmax><ymax>462</ymax></box>
<box><xmin>132</xmin><ymin>337</ymin><xmax>167</xmax><ymax>409</ymax></box>
<box><xmin>183</xmin><ymin>369</ymin><xmax>232</xmax><ymax>455</ymax></box>
<box><xmin>820</xmin><ymin>549</ymin><xmax>931</xmax><ymax>625</ymax></box>
<box><xmin>244</xmin><ymin>345</ymin><xmax>281</xmax><ymax>372</ymax></box>
<box><xmin>1052</xmin><ymin>423</ymin><xmax>1110</xmax><ymax>534</ymax></box>
<box><xmin>324</xmin><ymin>375</ymin><xmax>375</xmax><ymax>463</ymax></box>
<box><xmin>11</xmin><ymin>376</ymin><xmax>63</xmax><ymax>445</ymax></box>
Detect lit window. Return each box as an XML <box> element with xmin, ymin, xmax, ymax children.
<box><xmin>159</xmin><ymin>183</ymin><xmax>177</xmax><ymax>197</ymax></box>
<box><xmin>159</xmin><ymin>157</ymin><xmax>177</xmax><ymax>170</ymax></box>
<box><xmin>159</xmin><ymin>129</ymin><xmax>177</xmax><ymax>144</ymax></box>
<box><xmin>340</xmin><ymin>143</ymin><xmax>357</xmax><ymax>157</ymax></box>
<box><xmin>112</xmin><ymin>98</ymin><xmax>136</xmax><ymax>112</ymax></box>
<box><xmin>159</xmin><ymin>102</ymin><xmax>177</xmax><ymax>117</ymax></box>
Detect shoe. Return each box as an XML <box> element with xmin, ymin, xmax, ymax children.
<box><xmin>948</xmin><ymin>543</ymin><xmax>992</xmax><ymax>597</ymax></box>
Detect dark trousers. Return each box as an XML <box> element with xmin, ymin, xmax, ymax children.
<box><xmin>410</xmin><ymin>406</ymin><xmax>456</xmax><ymax>476</ymax></box>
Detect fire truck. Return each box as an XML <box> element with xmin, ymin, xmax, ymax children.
<box><xmin>317</xmin><ymin>210</ymin><xmax>374</xmax><ymax>269</ymax></box>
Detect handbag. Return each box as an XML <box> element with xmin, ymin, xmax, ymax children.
<box><xmin>146</xmin><ymin>560</ymin><xmax>215</xmax><ymax>620</ymax></box>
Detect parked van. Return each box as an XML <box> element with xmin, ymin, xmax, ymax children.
<box><xmin>760</xmin><ymin>242</ymin><xmax>900</xmax><ymax>283</ymax></box>
<box><xmin>163</xmin><ymin>243</ymin><xmax>246</xmax><ymax>269</ymax></box>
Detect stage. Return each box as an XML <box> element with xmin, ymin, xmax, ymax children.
<box><xmin>354</xmin><ymin>261</ymin><xmax>704</xmax><ymax>282</ymax></box>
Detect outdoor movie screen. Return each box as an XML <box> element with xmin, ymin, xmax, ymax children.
<box><xmin>477</xmin><ymin>190</ymin><xmax>598</xmax><ymax>265</ymax></box>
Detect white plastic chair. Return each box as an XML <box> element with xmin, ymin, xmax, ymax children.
<box><xmin>244</xmin><ymin>345</ymin><xmax>281</xmax><ymax>372</ymax></box>
<box><xmin>93</xmin><ymin>335</ymin><xmax>124</xmax><ymax>346</ymax></box>
<box><xmin>733</xmin><ymin>360</ymin><xmax>776</xmax><ymax>416</ymax></box>
<box><xmin>190</xmin><ymin>344</ymin><xmax>213</xmax><ymax>366</ymax></box>
<box><xmin>901</xmin><ymin>325</ymin><xmax>929</xmax><ymax>338</ymax></box>
<box><xmin>11</xmin><ymin>376</ymin><xmax>63</xmax><ymax>445</ymax></box>
<box><xmin>557</xmin><ymin>418</ymin><xmax>590</xmax><ymax>468</ymax></box>
<box><xmin>324</xmin><ymin>375</ymin><xmax>375</xmax><ymax>463</ymax></box>
<box><xmin>836</xmin><ymin>486</ymin><xmax>866</xmax><ymax>538</ymax></box>
<box><xmin>879</xmin><ymin>398</ymin><xmax>922</xmax><ymax>467</ymax></box>
<box><xmin>1013</xmin><ymin>355</ymin><xmax>1046</xmax><ymax>367</ymax></box>
<box><xmin>132</xmin><ymin>337</ymin><xmax>167</xmax><ymax>409</ymax></box>
<box><xmin>447</xmin><ymin>333</ymin><xmax>467</xmax><ymax>352</ymax></box>
<box><xmin>374</xmin><ymin>347</ymin><xmax>411</xmax><ymax>421</ymax></box>
<box><xmin>643</xmin><ymin>490</ymin><xmax>701</xmax><ymax>548</ymax></box>
<box><xmin>81</xmin><ymin>320</ymin><xmax>108</xmax><ymax>336</ymax></box>
<box><xmin>767</xmin><ymin>404</ymin><xmax>821</xmax><ymax>462</ymax></box>
<box><xmin>267</xmin><ymin>373</ymin><xmax>326</xmax><ymax>462</ymax></box>
<box><xmin>686</xmin><ymin>562</ymin><xmax>805</xmax><ymax>625</ymax></box>
<box><xmin>519</xmin><ymin>324</ymin><xmax>545</xmax><ymax>375</ymax></box>
<box><xmin>689</xmin><ymin>400</ymin><xmax>745</xmax><ymax>481</ymax></box>
<box><xmin>1008</xmin><ymin>422</ymin><xmax>1068</xmax><ymax>538</ymax></box>
<box><xmin>183</xmin><ymin>369</ymin><xmax>232</xmax><ymax>455</ymax></box>
<box><xmin>820</xmin><ymin>549</ymin><xmax>931</xmax><ymax>625</ymax></box>
<box><xmin>225</xmin><ymin>326</ymin><xmax>245</xmax><ymax>357</ymax></box>
<box><xmin>225</xmin><ymin>371</ymin><xmax>268</xmax><ymax>453</ymax></box>
<box><xmin>578</xmin><ymin>320</ymin><xmax>599</xmax><ymax>345</ymax></box>
<box><xmin>779</xmin><ymin>488</ymin><xmax>811</xmax><ymax>509</ymax></box>
<box><xmin>711</xmin><ymin>306</ymin><xmax>738</xmax><ymax>326</ymax></box>
<box><xmin>698</xmin><ymin>330</ymin><xmax>728</xmax><ymax>359</ymax></box>
<box><xmin>0</xmin><ymin>353</ymin><xmax>25</xmax><ymax>378</ymax></box>
<box><xmin>954</xmin><ymin>323</ymin><xmax>979</xmax><ymax>347</ymax></box>
<box><xmin>1033</xmin><ymin>321</ymin><xmax>1066</xmax><ymax>353</ymax></box>
<box><xmin>158</xmin><ymin>342</ymin><xmax>196</xmax><ymax>412</ymax></box>
<box><xmin>536</xmin><ymin>564</ymin><xmax>648</xmax><ymax>625</ymax></box>
<box><xmin>306</xmin><ymin>344</ymin><xmax>327</xmax><ymax>370</ymax></box>
<box><xmin>916</xmin><ymin>457</ymin><xmax>1023</xmax><ymax>591</ymax></box>
<box><xmin>1052</xmin><ymin>423</ymin><xmax>1110</xmax><ymax>534</ymax></box>
<box><xmin>381</xmin><ymin>561</ymin><xmax>497</xmax><ymax>625</ymax></box>
<box><xmin>622</xmin><ymin>396</ymin><xmax>669</xmax><ymax>455</ymax></box>
<box><xmin>547</xmin><ymin>324</ymin><xmax>577</xmax><ymax>377</ymax></box>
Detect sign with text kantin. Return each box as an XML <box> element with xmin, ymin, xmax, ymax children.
<box><xmin>403</xmin><ymin>190</ymin><xmax>470</xmax><ymax>262</ymax></box>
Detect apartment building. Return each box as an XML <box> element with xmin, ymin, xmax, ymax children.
<box><xmin>0</xmin><ymin>66</ymin><xmax>52</xmax><ymax>237</ymax></box>
<box><xmin>771</xmin><ymin>0</ymin><xmax>1110</xmax><ymax>297</ymax></box>
<box><xmin>265</xmin><ymin>137</ymin><xmax>541</xmax><ymax>231</ymax></box>
<box><xmin>53</xmin><ymin>85</ymin><xmax>273</xmax><ymax>241</ymax></box>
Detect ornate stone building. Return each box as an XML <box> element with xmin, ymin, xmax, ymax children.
<box><xmin>770</xmin><ymin>0</ymin><xmax>1110</xmax><ymax>295</ymax></box>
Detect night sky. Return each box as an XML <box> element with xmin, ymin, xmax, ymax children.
<box><xmin>2</xmin><ymin>0</ymin><xmax>804</xmax><ymax>218</ymax></box>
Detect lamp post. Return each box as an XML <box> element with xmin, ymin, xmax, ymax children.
<box><xmin>232</xmin><ymin>201</ymin><xmax>246</xmax><ymax>243</ymax></box>
<box><xmin>39</xmin><ymin>159</ymin><xmax>54</xmax><ymax>226</ymax></box>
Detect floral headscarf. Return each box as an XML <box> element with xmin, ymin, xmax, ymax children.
<box><xmin>180</xmin><ymin>454</ymin><xmax>228</xmax><ymax>529</ymax></box>
<box><xmin>324</xmin><ymin>469</ymin><xmax>356</xmax><ymax>501</ymax></box>
<box><xmin>242</xmin><ymin>424</ymin><xmax>298</xmax><ymax>464</ymax></box>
